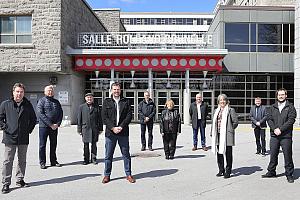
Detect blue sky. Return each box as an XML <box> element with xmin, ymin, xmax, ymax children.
<box><xmin>86</xmin><ymin>0</ymin><xmax>218</xmax><ymax>13</ymax></box>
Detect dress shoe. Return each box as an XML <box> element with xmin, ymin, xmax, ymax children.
<box><xmin>287</xmin><ymin>176</ymin><xmax>294</xmax><ymax>183</ymax></box>
<box><xmin>216</xmin><ymin>172</ymin><xmax>224</xmax><ymax>177</ymax></box>
<box><xmin>261</xmin><ymin>152</ymin><xmax>266</xmax><ymax>156</ymax></box>
<box><xmin>102</xmin><ymin>176</ymin><xmax>110</xmax><ymax>184</ymax></box>
<box><xmin>40</xmin><ymin>163</ymin><xmax>47</xmax><ymax>169</ymax></box>
<box><xmin>169</xmin><ymin>156</ymin><xmax>174</xmax><ymax>160</ymax></box>
<box><xmin>261</xmin><ymin>172</ymin><xmax>276</xmax><ymax>178</ymax></box>
<box><xmin>202</xmin><ymin>146</ymin><xmax>208</xmax><ymax>151</ymax></box>
<box><xmin>224</xmin><ymin>173</ymin><xmax>231</xmax><ymax>179</ymax></box>
<box><xmin>165</xmin><ymin>155</ymin><xmax>169</xmax><ymax>160</ymax></box>
<box><xmin>1</xmin><ymin>185</ymin><xmax>9</xmax><ymax>194</ymax></box>
<box><xmin>51</xmin><ymin>162</ymin><xmax>61</xmax><ymax>167</ymax></box>
<box><xmin>141</xmin><ymin>146</ymin><xmax>146</xmax><ymax>151</ymax></box>
<box><xmin>192</xmin><ymin>146</ymin><xmax>197</xmax><ymax>151</ymax></box>
<box><xmin>148</xmin><ymin>146</ymin><xmax>153</xmax><ymax>151</ymax></box>
<box><xmin>126</xmin><ymin>175</ymin><xmax>136</xmax><ymax>183</ymax></box>
<box><xmin>16</xmin><ymin>180</ymin><xmax>29</xmax><ymax>187</ymax></box>
<box><xmin>255</xmin><ymin>151</ymin><xmax>261</xmax><ymax>155</ymax></box>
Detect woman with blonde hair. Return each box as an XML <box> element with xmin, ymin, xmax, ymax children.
<box><xmin>211</xmin><ymin>94</ymin><xmax>238</xmax><ymax>178</ymax></box>
<box><xmin>160</xmin><ymin>99</ymin><xmax>181</xmax><ymax>160</ymax></box>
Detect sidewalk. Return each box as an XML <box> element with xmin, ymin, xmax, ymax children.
<box><xmin>0</xmin><ymin>124</ymin><xmax>299</xmax><ymax>200</ymax></box>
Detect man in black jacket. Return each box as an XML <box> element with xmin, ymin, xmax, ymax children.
<box><xmin>0</xmin><ymin>83</ymin><xmax>36</xmax><ymax>194</ymax></box>
<box><xmin>101</xmin><ymin>82</ymin><xmax>135</xmax><ymax>184</ymax></box>
<box><xmin>77</xmin><ymin>93</ymin><xmax>103</xmax><ymax>165</ymax></box>
<box><xmin>138</xmin><ymin>91</ymin><xmax>156</xmax><ymax>151</ymax></box>
<box><xmin>262</xmin><ymin>88</ymin><xmax>296</xmax><ymax>183</ymax></box>
<box><xmin>37</xmin><ymin>85</ymin><xmax>63</xmax><ymax>169</ymax></box>
<box><xmin>189</xmin><ymin>93</ymin><xmax>208</xmax><ymax>151</ymax></box>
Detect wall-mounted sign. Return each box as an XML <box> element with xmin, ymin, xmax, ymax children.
<box><xmin>58</xmin><ymin>91</ymin><xmax>68</xmax><ymax>104</ymax></box>
<box><xmin>78</xmin><ymin>32</ymin><xmax>213</xmax><ymax>49</ymax></box>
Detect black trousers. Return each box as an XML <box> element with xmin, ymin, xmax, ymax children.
<box><xmin>267</xmin><ymin>137</ymin><xmax>294</xmax><ymax>176</ymax></box>
<box><xmin>141</xmin><ymin>122</ymin><xmax>154</xmax><ymax>147</ymax></box>
<box><xmin>162</xmin><ymin>133</ymin><xmax>177</xmax><ymax>157</ymax></box>
<box><xmin>83</xmin><ymin>142</ymin><xmax>97</xmax><ymax>162</ymax></box>
<box><xmin>217</xmin><ymin>146</ymin><xmax>233</xmax><ymax>174</ymax></box>
<box><xmin>39</xmin><ymin>127</ymin><xmax>58</xmax><ymax>165</ymax></box>
<box><xmin>254</xmin><ymin>127</ymin><xmax>266</xmax><ymax>153</ymax></box>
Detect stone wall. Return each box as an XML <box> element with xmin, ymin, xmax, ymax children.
<box><xmin>0</xmin><ymin>0</ymin><xmax>62</xmax><ymax>72</ymax></box>
<box><xmin>294</xmin><ymin>0</ymin><xmax>300</xmax><ymax>124</ymax></box>
<box><xmin>94</xmin><ymin>8</ymin><xmax>122</xmax><ymax>32</ymax></box>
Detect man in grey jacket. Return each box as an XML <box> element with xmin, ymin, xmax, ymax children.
<box><xmin>250</xmin><ymin>97</ymin><xmax>267</xmax><ymax>155</ymax></box>
<box><xmin>77</xmin><ymin>93</ymin><xmax>103</xmax><ymax>165</ymax></box>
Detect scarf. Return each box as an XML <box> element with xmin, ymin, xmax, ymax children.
<box><xmin>211</xmin><ymin>105</ymin><xmax>229</xmax><ymax>155</ymax></box>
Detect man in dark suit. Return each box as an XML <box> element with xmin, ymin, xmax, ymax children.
<box><xmin>77</xmin><ymin>93</ymin><xmax>103</xmax><ymax>165</ymax></box>
<box><xmin>250</xmin><ymin>97</ymin><xmax>267</xmax><ymax>155</ymax></box>
<box><xmin>262</xmin><ymin>88</ymin><xmax>296</xmax><ymax>183</ymax></box>
<box><xmin>101</xmin><ymin>82</ymin><xmax>135</xmax><ymax>184</ymax></box>
<box><xmin>189</xmin><ymin>93</ymin><xmax>208</xmax><ymax>151</ymax></box>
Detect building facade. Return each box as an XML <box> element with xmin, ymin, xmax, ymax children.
<box><xmin>0</xmin><ymin>0</ymin><xmax>297</xmax><ymax>124</ymax></box>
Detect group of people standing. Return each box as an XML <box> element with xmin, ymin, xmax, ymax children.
<box><xmin>0</xmin><ymin>82</ymin><xmax>297</xmax><ymax>194</ymax></box>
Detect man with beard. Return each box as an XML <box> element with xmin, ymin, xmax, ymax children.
<box><xmin>262</xmin><ymin>88</ymin><xmax>296</xmax><ymax>183</ymax></box>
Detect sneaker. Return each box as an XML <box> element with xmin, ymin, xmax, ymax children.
<box><xmin>51</xmin><ymin>162</ymin><xmax>61</xmax><ymax>167</ymax></box>
<box><xmin>1</xmin><ymin>185</ymin><xmax>9</xmax><ymax>194</ymax></box>
<box><xmin>216</xmin><ymin>171</ymin><xmax>224</xmax><ymax>177</ymax></box>
<box><xmin>92</xmin><ymin>160</ymin><xmax>98</xmax><ymax>165</ymax></box>
<box><xmin>83</xmin><ymin>161</ymin><xmax>89</xmax><ymax>165</ymax></box>
<box><xmin>40</xmin><ymin>163</ymin><xmax>47</xmax><ymax>169</ymax></box>
<box><xmin>16</xmin><ymin>180</ymin><xmax>29</xmax><ymax>187</ymax></box>
<box><xmin>192</xmin><ymin>146</ymin><xmax>197</xmax><ymax>151</ymax></box>
<box><xmin>224</xmin><ymin>173</ymin><xmax>231</xmax><ymax>179</ymax></box>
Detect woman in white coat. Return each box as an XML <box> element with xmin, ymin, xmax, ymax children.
<box><xmin>211</xmin><ymin>94</ymin><xmax>238</xmax><ymax>178</ymax></box>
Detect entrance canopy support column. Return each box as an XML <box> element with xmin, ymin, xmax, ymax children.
<box><xmin>148</xmin><ymin>68</ymin><xmax>154</xmax><ymax>99</ymax></box>
<box><xmin>109</xmin><ymin>68</ymin><xmax>115</xmax><ymax>94</ymax></box>
<box><xmin>184</xmin><ymin>69</ymin><xmax>191</xmax><ymax>125</ymax></box>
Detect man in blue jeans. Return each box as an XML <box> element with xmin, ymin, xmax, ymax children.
<box><xmin>101</xmin><ymin>82</ymin><xmax>135</xmax><ymax>184</ymax></box>
<box><xmin>37</xmin><ymin>85</ymin><xmax>63</xmax><ymax>169</ymax></box>
<box><xmin>189</xmin><ymin>93</ymin><xmax>208</xmax><ymax>151</ymax></box>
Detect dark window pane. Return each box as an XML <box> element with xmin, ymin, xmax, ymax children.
<box><xmin>290</xmin><ymin>24</ymin><xmax>294</xmax><ymax>45</ymax></box>
<box><xmin>253</xmin><ymin>75</ymin><xmax>267</xmax><ymax>82</ymax></box>
<box><xmin>290</xmin><ymin>45</ymin><xmax>294</xmax><ymax>53</ymax></box>
<box><xmin>283</xmin><ymin>45</ymin><xmax>289</xmax><ymax>53</ymax></box>
<box><xmin>250</xmin><ymin>45</ymin><xmax>256</xmax><ymax>52</ymax></box>
<box><xmin>250</xmin><ymin>23</ymin><xmax>256</xmax><ymax>44</ymax></box>
<box><xmin>258</xmin><ymin>45</ymin><xmax>281</xmax><ymax>52</ymax></box>
<box><xmin>253</xmin><ymin>91</ymin><xmax>267</xmax><ymax>98</ymax></box>
<box><xmin>283</xmin><ymin>24</ymin><xmax>289</xmax><ymax>45</ymax></box>
<box><xmin>258</xmin><ymin>24</ymin><xmax>282</xmax><ymax>44</ymax></box>
<box><xmin>221</xmin><ymin>91</ymin><xmax>245</xmax><ymax>98</ymax></box>
<box><xmin>253</xmin><ymin>83</ymin><xmax>267</xmax><ymax>90</ymax></box>
<box><xmin>225</xmin><ymin>45</ymin><xmax>249</xmax><ymax>52</ymax></box>
<box><xmin>225</xmin><ymin>23</ymin><xmax>249</xmax><ymax>44</ymax></box>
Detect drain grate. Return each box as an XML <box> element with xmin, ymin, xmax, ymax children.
<box><xmin>132</xmin><ymin>152</ymin><xmax>161</xmax><ymax>158</ymax></box>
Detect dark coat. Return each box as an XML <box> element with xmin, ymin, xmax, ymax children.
<box><xmin>189</xmin><ymin>101</ymin><xmax>208</xmax><ymax>129</ymax></box>
<box><xmin>267</xmin><ymin>100</ymin><xmax>296</xmax><ymax>138</ymax></box>
<box><xmin>138</xmin><ymin>98</ymin><xmax>156</xmax><ymax>124</ymax></box>
<box><xmin>160</xmin><ymin>108</ymin><xmax>181</xmax><ymax>134</ymax></box>
<box><xmin>77</xmin><ymin>103</ymin><xmax>103</xmax><ymax>143</ymax></box>
<box><xmin>0</xmin><ymin>97</ymin><xmax>37</xmax><ymax>145</ymax></box>
<box><xmin>36</xmin><ymin>96</ymin><xmax>63</xmax><ymax>128</ymax></box>
<box><xmin>101</xmin><ymin>97</ymin><xmax>132</xmax><ymax>137</ymax></box>
<box><xmin>250</xmin><ymin>105</ymin><xmax>267</xmax><ymax>128</ymax></box>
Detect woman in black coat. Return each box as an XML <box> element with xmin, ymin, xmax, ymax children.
<box><xmin>159</xmin><ymin>99</ymin><xmax>181</xmax><ymax>160</ymax></box>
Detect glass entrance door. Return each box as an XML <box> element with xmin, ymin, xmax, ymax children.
<box><xmin>190</xmin><ymin>90</ymin><xmax>214</xmax><ymax>120</ymax></box>
<box><xmin>123</xmin><ymin>90</ymin><xmax>146</xmax><ymax>122</ymax></box>
<box><xmin>155</xmin><ymin>90</ymin><xmax>182</xmax><ymax>121</ymax></box>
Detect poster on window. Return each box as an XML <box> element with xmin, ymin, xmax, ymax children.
<box><xmin>58</xmin><ymin>91</ymin><xmax>68</xmax><ymax>104</ymax></box>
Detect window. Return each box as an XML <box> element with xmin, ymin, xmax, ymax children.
<box><xmin>225</xmin><ymin>23</ymin><xmax>249</xmax><ymax>44</ymax></box>
<box><xmin>0</xmin><ymin>16</ymin><xmax>32</xmax><ymax>44</ymax></box>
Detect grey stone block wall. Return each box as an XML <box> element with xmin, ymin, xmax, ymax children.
<box><xmin>0</xmin><ymin>0</ymin><xmax>62</xmax><ymax>72</ymax></box>
<box><xmin>294</xmin><ymin>0</ymin><xmax>300</xmax><ymax>123</ymax></box>
<box><xmin>94</xmin><ymin>9</ymin><xmax>123</xmax><ymax>32</ymax></box>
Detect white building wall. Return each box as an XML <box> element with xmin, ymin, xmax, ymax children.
<box><xmin>295</xmin><ymin>0</ymin><xmax>300</xmax><ymax>124</ymax></box>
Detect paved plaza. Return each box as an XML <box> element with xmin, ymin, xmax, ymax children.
<box><xmin>0</xmin><ymin>123</ymin><xmax>299</xmax><ymax>200</ymax></box>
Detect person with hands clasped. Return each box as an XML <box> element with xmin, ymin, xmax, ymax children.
<box><xmin>160</xmin><ymin>99</ymin><xmax>181</xmax><ymax>160</ymax></box>
<box><xmin>77</xmin><ymin>93</ymin><xmax>103</xmax><ymax>165</ymax></box>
